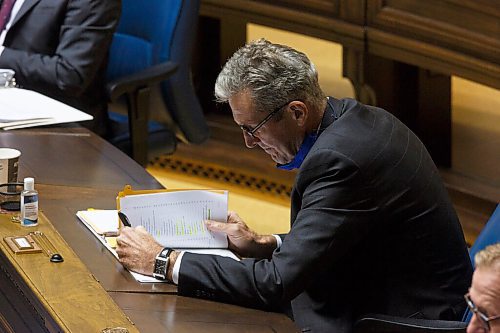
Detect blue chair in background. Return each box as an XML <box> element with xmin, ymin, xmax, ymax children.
<box><xmin>462</xmin><ymin>203</ymin><xmax>500</xmax><ymax>322</ymax></box>
<box><xmin>106</xmin><ymin>0</ymin><xmax>209</xmax><ymax>165</ymax></box>
<box><xmin>468</xmin><ymin>204</ymin><xmax>500</xmax><ymax>266</ymax></box>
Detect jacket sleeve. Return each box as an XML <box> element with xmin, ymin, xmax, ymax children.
<box><xmin>0</xmin><ymin>0</ymin><xmax>120</xmax><ymax>96</ymax></box>
<box><xmin>177</xmin><ymin>149</ymin><xmax>379</xmax><ymax>310</ymax></box>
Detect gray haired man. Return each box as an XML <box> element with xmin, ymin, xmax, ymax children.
<box><xmin>117</xmin><ymin>39</ymin><xmax>472</xmax><ymax>333</ymax></box>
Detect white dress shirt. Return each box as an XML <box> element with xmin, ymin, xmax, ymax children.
<box><xmin>171</xmin><ymin>234</ymin><xmax>282</xmax><ymax>284</ymax></box>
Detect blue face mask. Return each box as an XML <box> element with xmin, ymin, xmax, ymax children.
<box><xmin>277</xmin><ymin>132</ymin><xmax>318</xmax><ymax>170</ymax></box>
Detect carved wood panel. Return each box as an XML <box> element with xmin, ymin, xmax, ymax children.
<box><xmin>367</xmin><ymin>0</ymin><xmax>500</xmax><ymax>64</ymax></box>
<box><xmin>200</xmin><ymin>0</ymin><xmax>365</xmax><ymax>45</ymax></box>
<box><xmin>252</xmin><ymin>0</ymin><xmax>341</xmax><ymax>17</ymax></box>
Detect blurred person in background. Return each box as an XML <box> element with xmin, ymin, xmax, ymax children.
<box><xmin>0</xmin><ymin>0</ymin><xmax>120</xmax><ymax>136</ymax></box>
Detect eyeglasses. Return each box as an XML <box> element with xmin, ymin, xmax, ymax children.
<box><xmin>465</xmin><ymin>293</ymin><xmax>500</xmax><ymax>331</ymax></box>
<box><xmin>239</xmin><ymin>101</ymin><xmax>291</xmax><ymax>138</ymax></box>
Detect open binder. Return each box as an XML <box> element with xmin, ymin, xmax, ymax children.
<box><xmin>77</xmin><ymin>185</ymin><xmax>238</xmax><ymax>284</ymax></box>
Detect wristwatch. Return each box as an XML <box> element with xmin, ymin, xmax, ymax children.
<box><xmin>153</xmin><ymin>248</ymin><xmax>173</xmax><ymax>280</ymax></box>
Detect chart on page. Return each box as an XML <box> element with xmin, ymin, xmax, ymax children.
<box><xmin>119</xmin><ymin>190</ymin><xmax>228</xmax><ymax>248</ymax></box>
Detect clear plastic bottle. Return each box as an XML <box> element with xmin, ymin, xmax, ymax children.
<box><xmin>20</xmin><ymin>177</ymin><xmax>38</xmax><ymax>227</ymax></box>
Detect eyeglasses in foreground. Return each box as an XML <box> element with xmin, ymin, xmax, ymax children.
<box><xmin>465</xmin><ymin>293</ymin><xmax>500</xmax><ymax>331</ymax></box>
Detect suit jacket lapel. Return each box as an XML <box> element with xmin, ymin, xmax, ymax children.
<box><xmin>10</xmin><ymin>0</ymin><xmax>41</xmax><ymax>27</ymax></box>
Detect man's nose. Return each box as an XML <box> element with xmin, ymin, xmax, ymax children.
<box><xmin>467</xmin><ymin>314</ymin><xmax>486</xmax><ymax>333</ymax></box>
<box><xmin>243</xmin><ymin>131</ymin><xmax>259</xmax><ymax>148</ymax></box>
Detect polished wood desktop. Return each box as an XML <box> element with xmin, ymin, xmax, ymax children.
<box><xmin>0</xmin><ymin>127</ymin><xmax>297</xmax><ymax>332</ymax></box>
<box><xmin>0</xmin><ymin>212</ymin><xmax>140</xmax><ymax>333</ymax></box>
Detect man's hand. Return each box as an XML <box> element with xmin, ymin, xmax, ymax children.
<box><xmin>205</xmin><ymin>211</ymin><xmax>277</xmax><ymax>259</ymax></box>
<box><xmin>115</xmin><ymin>226</ymin><xmax>163</xmax><ymax>276</ymax></box>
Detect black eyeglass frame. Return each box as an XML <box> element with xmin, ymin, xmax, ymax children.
<box><xmin>465</xmin><ymin>293</ymin><xmax>500</xmax><ymax>331</ymax></box>
<box><xmin>239</xmin><ymin>101</ymin><xmax>292</xmax><ymax>138</ymax></box>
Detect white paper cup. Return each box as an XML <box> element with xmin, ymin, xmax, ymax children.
<box><xmin>0</xmin><ymin>148</ymin><xmax>21</xmax><ymax>184</ymax></box>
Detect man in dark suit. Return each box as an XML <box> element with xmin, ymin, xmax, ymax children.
<box><xmin>116</xmin><ymin>39</ymin><xmax>473</xmax><ymax>332</ymax></box>
<box><xmin>0</xmin><ymin>0</ymin><xmax>120</xmax><ymax>136</ymax></box>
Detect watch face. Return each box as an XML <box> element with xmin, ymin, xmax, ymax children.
<box><xmin>155</xmin><ymin>261</ymin><xmax>167</xmax><ymax>274</ymax></box>
<box><xmin>154</xmin><ymin>256</ymin><xmax>169</xmax><ymax>279</ymax></box>
<box><xmin>153</xmin><ymin>248</ymin><xmax>171</xmax><ymax>280</ymax></box>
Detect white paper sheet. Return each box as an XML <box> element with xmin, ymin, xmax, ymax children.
<box><xmin>76</xmin><ymin>210</ymin><xmax>120</xmax><ymax>234</ymax></box>
<box><xmin>76</xmin><ymin>208</ymin><xmax>239</xmax><ymax>284</ymax></box>
<box><xmin>0</xmin><ymin>88</ymin><xmax>93</xmax><ymax>129</ymax></box>
<box><xmin>119</xmin><ymin>190</ymin><xmax>229</xmax><ymax>248</ymax></box>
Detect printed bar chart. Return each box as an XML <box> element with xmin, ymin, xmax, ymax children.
<box><xmin>119</xmin><ymin>190</ymin><xmax>228</xmax><ymax>248</ymax></box>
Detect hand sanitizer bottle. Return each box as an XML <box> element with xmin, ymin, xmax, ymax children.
<box><xmin>21</xmin><ymin>177</ymin><xmax>38</xmax><ymax>227</ymax></box>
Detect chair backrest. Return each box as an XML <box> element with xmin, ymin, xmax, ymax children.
<box><xmin>462</xmin><ymin>203</ymin><xmax>500</xmax><ymax>322</ymax></box>
<box><xmin>106</xmin><ymin>0</ymin><xmax>209</xmax><ymax>144</ymax></box>
<box><xmin>106</xmin><ymin>1</ymin><xmax>182</xmax><ymax>81</ymax></box>
<box><xmin>469</xmin><ymin>204</ymin><xmax>500</xmax><ymax>266</ymax></box>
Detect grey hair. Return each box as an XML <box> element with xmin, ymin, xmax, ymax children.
<box><xmin>215</xmin><ymin>39</ymin><xmax>325</xmax><ymax>114</ymax></box>
<box><xmin>475</xmin><ymin>243</ymin><xmax>500</xmax><ymax>269</ymax></box>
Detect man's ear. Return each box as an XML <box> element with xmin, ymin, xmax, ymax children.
<box><xmin>289</xmin><ymin>101</ymin><xmax>308</xmax><ymax>127</ymax></box>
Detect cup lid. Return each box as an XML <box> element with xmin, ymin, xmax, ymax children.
<box><xmin>0</xmin><ymin>148</ymin><xmax>21</xmax><ymax>159</ymax></box>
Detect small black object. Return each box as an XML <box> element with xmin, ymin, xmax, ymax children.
<box><xmin>118</xmin><ymin>212</ymin><xmax>131</xmax><ymax>227</ymax></box>
<box><xmin>1</xmin><ymin>200</ymin><xmax>20</xmax><ymax>211</ymax></box>
<box><xmin>0</xmin><ymin>183</ymin><xmax>23</xmax><ymax>211</ymax></box>
<box><xmin>50</xmin><ymin>253</ymin><xmax>64</xmax><ymax>263</ymax></box>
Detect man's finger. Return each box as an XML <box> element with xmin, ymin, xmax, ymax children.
<box><xmin>118</xmin><ymin>226</ymin><xmax>134</xmax><ymax>238</ymax></box>
<box><xmin>227</xmin><ymin>211</ymin><xmax>241</xmax><ymax>223</ymax></box>
<box><xmin>135</xmin><ymin>225</ymin><xmax>148</xmax><ymax>233</ymax></box>
<box><xmin>205</xmin><ymin>220</ymin><xmax>232</xmax><ymax>233</ymax></box>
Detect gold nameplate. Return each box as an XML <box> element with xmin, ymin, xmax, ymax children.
<box><xmin>4</xmin><ymin>235</ymin><xmax>43</xmax><ymax>254</ymax></box>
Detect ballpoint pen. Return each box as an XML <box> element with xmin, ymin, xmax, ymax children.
<box><xmin>118</xmin><ymin>211</ymin><xmax>132</xmax><ymax>227</ymax></box>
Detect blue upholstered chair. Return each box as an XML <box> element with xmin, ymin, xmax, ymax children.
<box><xmin>106</xmin><ymin>0</ymin><xmax>209</xmax><ymax>165</ymax></box>
<box><xmin>468</xmin><ymin>204</ymin><xmax>500</xmax><ymax>266</ymax></box>
<box><xmin>462</xmin><ymin>203</ymin><xmax>500</xmax><ymax>322</ymax></box>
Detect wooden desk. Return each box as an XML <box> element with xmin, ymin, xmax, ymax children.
<box><xmin>0</xmin><ymin>128</ymin><xmax>297</xmax><ymax>332</ymax></box>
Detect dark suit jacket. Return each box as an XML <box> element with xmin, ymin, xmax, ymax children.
<box><xmin>178</xmin><ymin>98</ymin><xmax>473</xmax><ymax>332</ymax></box>
<box><xmin>0</xmin><ymin>0</ymin><xmax>120</xmax><ymax>136</ymax></box>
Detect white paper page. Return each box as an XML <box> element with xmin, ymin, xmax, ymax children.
<box><xmin>0</xmin><ymin>118</ymin><xmax>52</xmax><ymax>126</ymax></box>
<box><xmin>77</xmin><ymin>210</ymin><xmax>118</xmax><ymax>255</ymax></box>
<box><xmin>76</xmin><ymin>209</ymin><xmax>239</xmax><ymax>284</ymax></box>
<box><xmin>76</xmin><ymin>210</ymin><xmax>120</xmax><ymax>234</ymax></box>
<box><xmin>0</xmin><ymin>88</ymin><xmax>93</xmax><ymax>129</ymax></box>
<box><xmin>119</xmin><ymin>190</ymin><xmax>228</xmax><ymax>248</ymax></box>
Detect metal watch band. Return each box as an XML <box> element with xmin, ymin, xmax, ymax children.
<box><xmin>153</xmin><ymin>248</ymin><xmax>173</xmax><ymax>280</ymax></box>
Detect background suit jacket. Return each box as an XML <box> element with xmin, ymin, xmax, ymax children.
<box><xmin>0</xmin><ymin>0</ymin><xmax>120</xmax><ymax>136</ymax></box>
<box><xmin>178</xmin><ymin>98</ymin><xmax>473</xmax><ymax>332</ymax></box>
